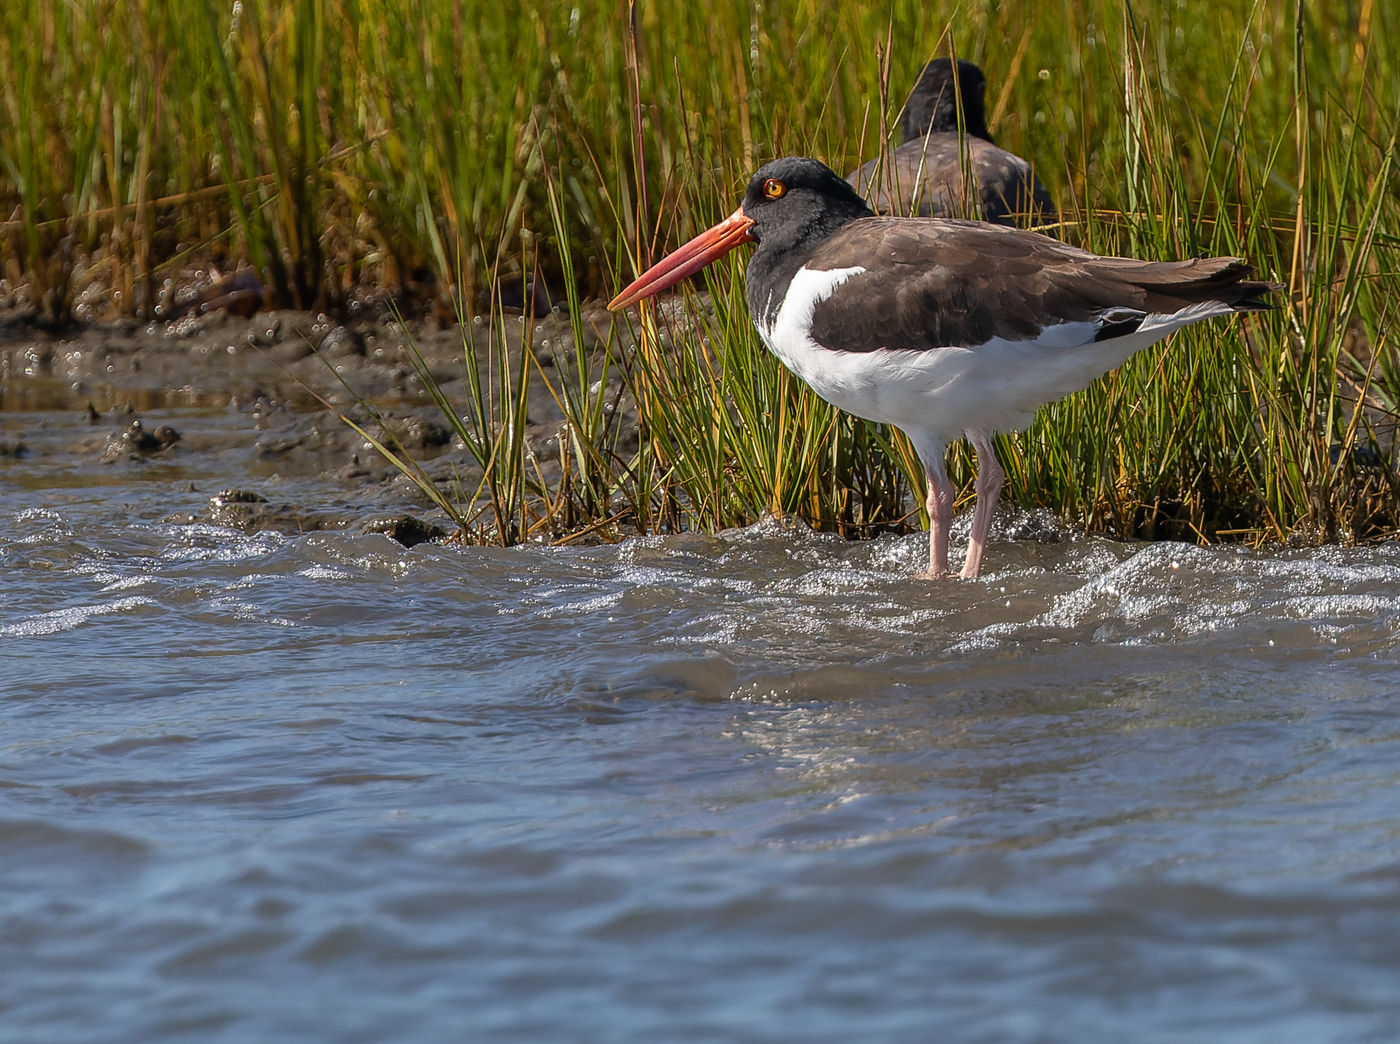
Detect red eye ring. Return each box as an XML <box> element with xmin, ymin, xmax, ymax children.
<box><xmin>763</xmin><ymin>178</ymin><xmax>786</xmax><ymax>199</ymax></box>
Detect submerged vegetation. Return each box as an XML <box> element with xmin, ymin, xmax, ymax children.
<box><xmin>2</xmin><ymin>0</ymin><xmax>1397</xmax><ymax>549</ymax></box>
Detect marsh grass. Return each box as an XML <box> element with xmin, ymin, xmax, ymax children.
<box><xmin>2</xmin><ymin>0</ymin><xmax>1398</xmax><ymax>548</ymax></box>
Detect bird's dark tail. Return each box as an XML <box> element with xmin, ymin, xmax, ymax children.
<box><xmin>1126</xmin><ymin>256</ymin><xmax>1284</xmax><ymax>314</ymax></box>
<box><xmin>1231</xmin><ymin>278</ymin><xmax>1286</xmax><ymax>313</ymax></box>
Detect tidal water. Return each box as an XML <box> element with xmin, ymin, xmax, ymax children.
<box><xmin>5</xmin><ymin>405</ymin><xmax>1400</xmax><ymax>1042</ymax></box>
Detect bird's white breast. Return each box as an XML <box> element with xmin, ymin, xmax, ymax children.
<box><xmin>755</xmin><ymin>264</ymin><xmax>1009</xmax><ymax>439</ymax></box>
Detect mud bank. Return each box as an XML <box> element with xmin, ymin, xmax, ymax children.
<box><xmin>0</xmin><ymin>300</ymin><xmax>625</xmax><ymax>543</ymax></box>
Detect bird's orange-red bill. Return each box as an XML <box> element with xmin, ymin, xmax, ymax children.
<box><xmin>608</xmin><ymin>208</ymin><xmax>756</xmax><ymax>311</ymax></box>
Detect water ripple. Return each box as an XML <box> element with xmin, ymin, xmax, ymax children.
<box><xmin>5</xmin><ymin>503</ymin><xmax>1400</xmax><ymax>1040</ymax></box>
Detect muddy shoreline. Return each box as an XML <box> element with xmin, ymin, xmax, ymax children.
<box><xmin>0</xmin><ymin>298</ymin><xmax>626</xmax><ymax>545</ymax></box>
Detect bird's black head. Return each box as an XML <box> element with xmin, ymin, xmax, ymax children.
<box><xmin>607</xmin><ymin>154</ymin><xmax>868</xmax><ymax>314</ymax></box>
<box><xmin>900</xmin><ymin>57</ymin><xmax>990</xmax><ymax>142</ymax></box>
<box><xmin>739</xmin><ymin>157</ymin><xmax>874</xmax><ymax>250</ymax></box>
<box><xmin>736</xmin><ymin>158</ymin><xmax>874</xmax><ymax>328</ymax></box>
<box><xmin>606</xmin><ymin>157</ymin><xmax>870</xmax><ymax>314</ymax></box>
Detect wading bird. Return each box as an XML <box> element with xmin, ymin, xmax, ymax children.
<box><xmin>610</xmin><ymin>157</ymin><xmax>1278</xmax><ymax>579</ymax></box>
<box><xmin>847</xmin><ymin>57</ymin><xmax>1055</xmax><ymax>227</ymax></box>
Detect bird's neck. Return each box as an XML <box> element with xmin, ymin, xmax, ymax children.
<box><xmin>904</xmin><ymin>101</ymin><xmax>993</xmax><ymax>144</ymax></box>
<box><xmin>746</xmin><ymin>198</ymin><xmax>870</xmax><ymax>329</ymax></box>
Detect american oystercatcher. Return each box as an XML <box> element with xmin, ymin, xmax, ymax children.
<box><xmin>609</xmin><ymin>156</ymin><xmax>1280</xmax><ymax>579</ymax></box>
<box><xmin>847</xmin><ymin>58</ymin><xmax>1055</xmax><ymax>226</ymax></box>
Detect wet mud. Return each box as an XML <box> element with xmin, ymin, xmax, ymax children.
<box><xmin>0</xmin><ymin>299</ymin><xmax>620</xmax><ymax>543</ymax></box>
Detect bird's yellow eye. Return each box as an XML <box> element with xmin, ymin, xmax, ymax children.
<box><xmin>763</xmin><ymin>178</ymin><xmax>787</xmax><ymax>199</ymax></box>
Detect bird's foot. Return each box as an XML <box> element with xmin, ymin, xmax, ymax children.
<box><xmin>912</xmin><ymin>568</ymin><xmax>953</xmax><ymax>580</ymax></box>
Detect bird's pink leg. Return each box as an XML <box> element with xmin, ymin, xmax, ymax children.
<box><xmin>961</xmin><ymin>430</ymin><xmax>1004</xmax><ymax>579</ymax></box>
<box><xmin>922</xmin><ymin>458</ymin><xmax>954</xmax><ymax>579</ymax></box>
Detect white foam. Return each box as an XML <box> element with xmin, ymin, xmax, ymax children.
<box><xmin>1</xmin><ymin>595</ymin><xmax>160</xmax><ymax>637</ymax></box>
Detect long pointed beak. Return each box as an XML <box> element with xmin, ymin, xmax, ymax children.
<box><xmin>608</xmin><ymin>208</ymin><xmax>756</xmax><ymax>311</ymax></box>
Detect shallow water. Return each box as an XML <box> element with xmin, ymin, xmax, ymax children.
<box><xmin>5</xmin><ymin>405</ymin><xmax>1400</xmax><ymax>1042</ymax></box>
